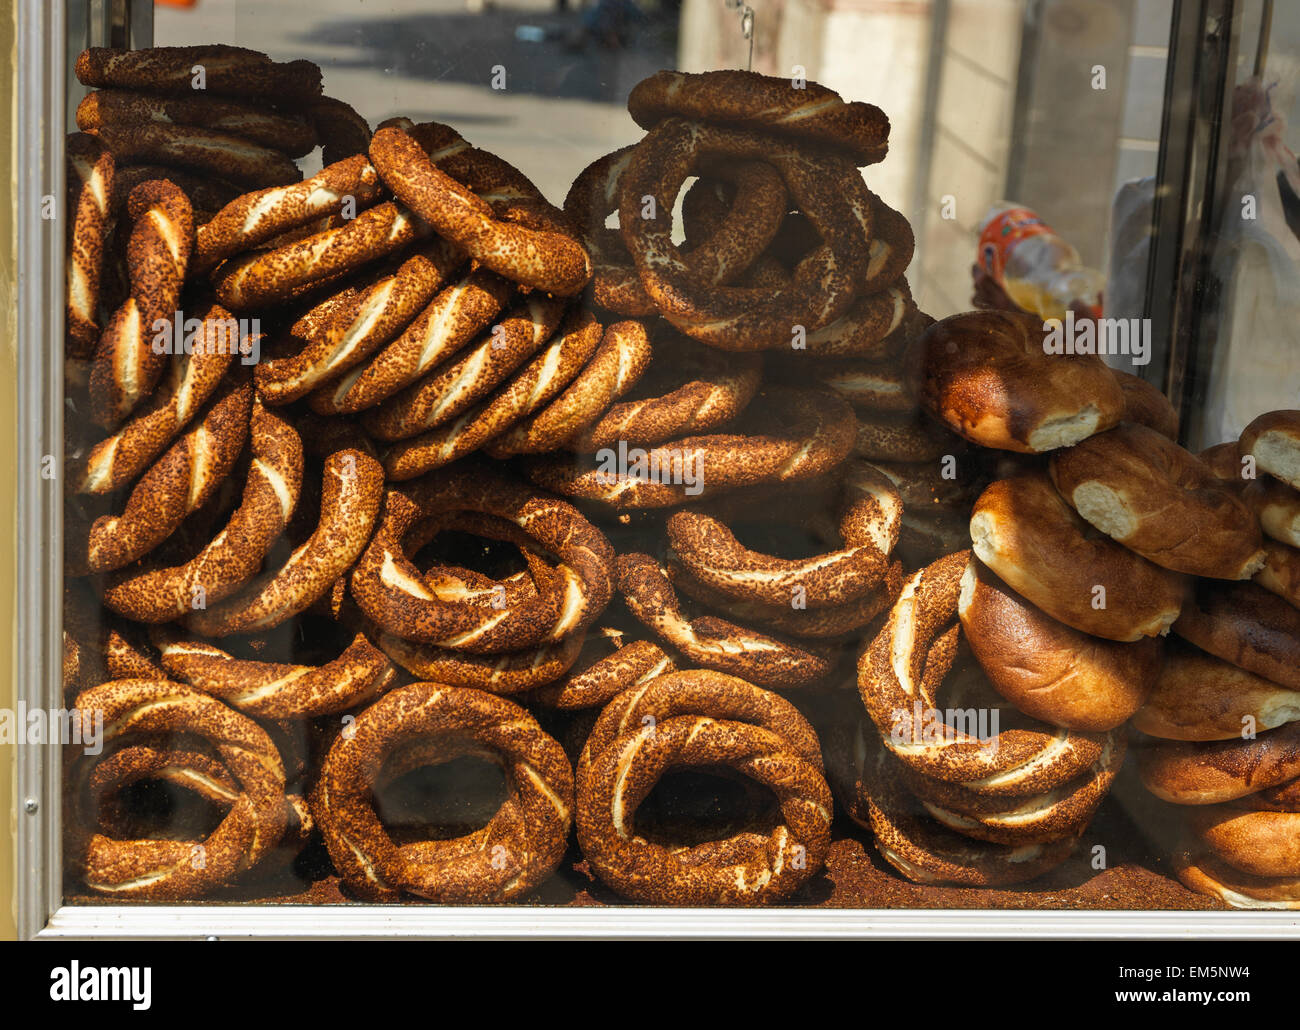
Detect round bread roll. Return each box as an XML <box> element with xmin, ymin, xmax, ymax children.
<box><xmin>918</xmin><ymin>309</ymin><xmax>1124</xmax><ymax>453</ymax></box>
<box><xmin>1199</xmin><ymin>441</ymin><xmax>1249</xmax><ymax>489</ymax></box>
<box><xmin>1173</xmin><ymin>580</ymin><xmax>1300</xmax><ymax>691</ymax></box>
<box><xmin>1242</xmin><ymin>474</ymin><xmax>1300</xmax><ymax>548</ymax></box>
<box><xmin>1189</xmin><ymin>802</ymin><xmax>1300</xmax><ymax>879</ymax></box>
<box><xmin>1131</xmin><ymin>638</ymin><xmax>1300</xmax><ymax>740</ymax></box>
<box><xmin>1050</xmin><ymin>422</ymin><xmax>1265</xmax><ymax>580</ymax></box>
<box><xmin>1256</xmin><ymin>539</ymin><xmax>1300</xmax><ymax>610</ymax></box>
<box><xmin>1111</xmin><ymin>368</ymin><xmax>1178</xmax><ymax>440</ymax></box>
<box><xmin>1240</xmin><ymin>409</ymin><xmax>1300</xmax><ymax>490</ymax></box>
<box><xmin>957</xmin><ymin>557</ymin><xmax>1160</xmax><ymax>731</ymax></box>
<box><xmin>1138</xmin><ymin>720</ymin><xmax>1300</xmax><ymax>804</ymax></box>
<box><xmin>969</xmin><ymin>471</ymin><xmax>1186</xmax><ymax>641</ymax></box>
<box><xmin>1176</xmin><ymin>853</ymin><xmax>1300</xmax><ymax>909</ymax></box>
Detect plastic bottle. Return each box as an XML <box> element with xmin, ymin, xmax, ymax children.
<box><xmin>976</xmin><ymin>202</ymin><xmax>1105</xmax><ymax>321</ymax></box>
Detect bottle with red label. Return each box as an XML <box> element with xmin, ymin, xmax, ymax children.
<box><xmin>976</xmin><ymin>203</ymin><xmax>1105</xmax><ymax>321</ymax></box>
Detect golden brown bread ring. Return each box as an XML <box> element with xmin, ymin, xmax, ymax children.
<box><xmin>1111</xmin><ymin>368</ymin><xmax>1179</xmax><ymax>439</ymax></box>
<box><xmin>255</xmin><ymin>240</ymin><xmax>465</xmax><ymax>405</ymax></box>
<box><xmin>858</xmin><ymin>551</ymin><xmax>1109</xmax><ymax>793</ymax></box>
<box><xmin>376</xmin><ymin>630</ymin><xmax>586</xmax><ymax>694</ymax></box>
<box><xmin>570</xmin><ymin>331</ymin><xmax>761</xmax><ymax>453</ymax></box>
<box><xmin>1242</xmin><ymin>474</ymin><xmax>1300</xmax><ymax>547</ymax></box>
<box><xmin>617</xmin><ymin>552</ymin><xmax>833</xmax><ymax>690</ymax></box>
<box><xmin>213</xmin><ymin>201</ymin><xmax>426</xmax><ymax>312</ymax></box>
<box><xmin>193</xmin><ymin>155</ymin><xmax>385</xmax><ymax>275</ymax></box>
<box><xmin>101</xmin><ymin>399</ymin><xmax>304</xmax><ymax>623</ymax></box>
<box><xmin>628</xmin><ymin>69</ymin><xmax>889</xmax><ymax>166</ymax></box>
<box><xmin>88</xmin><ymin>179</ymin><xmax>194</xmax><ymax>426</ymax></box>
<box><xmin>369</xmin><ymin>127</ymin><xmax>590</xmax><ymax>296</ymax></box>
<box><xmin>188</xmin><ymin>449</ymin><xmax>384</xmax><ymax>636</ymax></box>
<box><xmin>66</xmin><ymin>133</ymin><xmax>115</xmax><ymax>359</ymax></box>
<box><xmin>153</xmin><ymin>626</ymin><xmax>395</xmax><ymax>718</ymax></box>
<box><xmin>73</xmin><ymin>373</ymin><xmax>252</xmax><ymax>574</ymax></box>
<box><xmin>528</xmin><ymin>636</ymin><xmax>675</xmax><ymax>710</ymax></box>
<box><xmin>1240</xmin><ymin>409</ymin><xmax>1300</xmax><ymax>490</ymax></box>
<box><xmin>970</xmin><ymin>472</ymin><xmax>1187</xmax><ymax>641</ymax></box>
<box><xmin>524</xmin><ymin>385</ymin><xmax>857</xmax><ymax>509</ymax></box>
<box><xmin>1172</xmin><ymin>579</ymin><xmax>1300</xmax><ymax>691</ymax></box>
<box><xmin>351</xmin><ymin>464</ymin><xmax>613</xmax><ymax>652</ymax></box>
<box><xmin>852</xmin><ymin>410</ymin><xmax>957</xmax><ymax>464</ymax></box>
<box><xmin>76</xmin><ymin>88</ymin><xmax>317</xmax><ymax>157</ymax></box>
<box><xmin>1256</xmin><ymin>539</ymin><xmax>1300</xmax><ymax>610</ymax></box>
<box><xmin>1188</xmin><ymin>803</ymin><xmax>1300</xmax><ymax>879</ymax></box>
<box><xmin>312</xmin><ymin>682</ymin><xmax>573</xmax><ymax>902</ymax></box>
<box><xmin>361</xmin><ymin>296</ymin><xmax>567</xmax><ymax>442</ymax></box>
<box><xmin>957</xmin><ymin>558</ymin><xmax>1160</xmax><ymax>731</ymax></box>
<box><xmin>68</xmin><ymin>679</ymin><xmax>288</xmax><ymax>900</ymax></box>
<box><xmin>73</xmin><ymin>303</ymin><xmax>236</xmax><ymax>494</ymax></box>
<box><xmin>576</xmin><ymin>693</ymin><xmax>831</xmax><ymax>904</ymax></box>
<box><xmin>484</xmin><ymin>320</ymin><xmax>652</xmax><ymax>458</ymax></box>
<box><xmin>108</xmin><ymin>163</ymin><xmax>242</xmax><ymax>223</ymax></box>
<box><xmin>667</xmin><ymin>461</ymin><xmax>901</xmax><ymax>610</ymax></box>
<box><xmin>919</xmin><ymin>309</ymin><xmax>1125</xmax><ymax>452</ymax></box>
<box><xmin>308</xmin><ymin>267</ymin><xmax>515</xmax><ymax>415</ymax></box>
<box><xmin>814</xmin><ymin>355</ymin><xmax>916</xmax><ymax>415</ymax></box>
<box><xmin>75</xmin><ymin>45</ymin><xmax>322</xmax><ymax>100</ymax></box>
<box><xmin>1138</xmin><ymin>721</ymin><xmax>1300</xmax><ymax>804</ymax></box>
<box><xmin>1050</xmin><ymin>422</ymin><xmax>1265</xmax><ymax>580</ymax></box>
<box><xmin>87</xmin><ymin>120</ymin><xmax>302</xmax><ymax>189</ymax></box>
<box><xmin>380</xmin><ymin>308</ymin><xmax>604</xmax><ymax>480</ymax></box>
<box><xmin>618</xmin><ymin>119</ymin><xmax>872</xmax><ymax>349</ymax></box>
<box><xmin>1132</xmin><ymin>638</ymin><xmax>1300</xmax><ymax>741</ymax></box>
<box><xmin>803</xmin><ymin>300</ymin><xmax>931</xmax><ymax>362</ymax></box>
<box><xmin>1175</xmin><ymin>852</ymin><xmax>1300</xmax><ymax>909</ymax></box>
<box><xmin>305</xmin><ymin>96</ymin><xmax>372</xmax><ymax>166</ymax></box>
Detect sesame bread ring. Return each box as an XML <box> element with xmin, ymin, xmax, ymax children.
<box><xmin>72</xmin><ymin>373</ymin><xmax>252</xmax><ymax>574</ymax></box>
<box><xmin>1172</xmin><ymin>580</ymin><xmax>1300</xmax><ymax>691</ymax></box>
<box><xmin>1176</xmin><ymin>853</ymin><xmax>1300</xmax><ymax>909</ymax></box>
<box><xmin>369</xmin><ymin>127</ymin><xmax>590</xmax><ymax>296</ymax></box>
<box><xmin>68</xmin><ymin>679</ymin><xmax>288</xmax><ymax>900</ymax></box>
<box><xmin>627</xmin><ymin>69</ymin><xmax>889</xmax><ymax>166</ymax></box>
<box><xmin>76</xmin><ymin>45</ymin><xmax>323</xmax><ymax>101</ymax></box>
<box><xmin>805</xmin><ymin>282</ymin><xmax>917</xmax><ymax>359</ymax></box>
<box><xmin>350</xmin><ymin>464</ymin><xmax>614</xmax><ymax>652</ymax></box>
<box><xmin>852</xmin><ymin>410</ymin><xmax>956</xmax><ymax>463</ymax></box>
<box><xmin>1257</xmin><ymin>540</ymin><xmax>1300</xmax><ymax>610</ymax></box>
<box><xmin>958</xmin><ymin>558</ymin><xmax>1160</xmax><ymax>732</ymax></box>
<box><xmin>381</xmin><ymin>308</ymin><xmax>604</xmax><ymax>480</ymax></box>
<box><xmin>1242</xmin><ymin>475</ymin><xmax>1300</xmax><ymax>547</ymax></box>
<box><xmin>109</xmin><ymin>163</ymin><xmax>242</xmax><ymax>223</ymax></box>
<box><xmin>919</xmin><ymin>309</ymin><xmax>1126</xmax><ymax>452</ymax></box>
<box><xmin>309</xmin><ymin>267</ymin><xmax>516</xmax><ymax>415</ymax></box>
<box><xmin>76</xmin><ymin>88</ymin><xmax>317</xmax><ymax>158</ymax></box>
<box><xmin>1138</xmin><ymin>721</ymin><xmax>1300</xmax><ymax>804</ymax></box>
<box><xmin>88</xmin><ymin>179</ymin><xmax>194</xmax><ymax>426</ymax></box>
<box><xmin>1240</xmin><ymin>410</ymin><xmax>1300</xmax><ymax>490</ymax></box>
<box><xmin>66</xmin><ymin>133</ymin><xmax>115</xmax><ymax>359</ymax></box>
<box><xmin>523</xmin><ymin>385</ymin><xmax>856</xmax><ymax>509</ymax></box>
<box><xmin>570</xmin><ymin>331</ymin><xmax>761</xmax><ymax>453</ymax></box>
<box><xmin>970</xmin><ymin>472</ymin><xmax>1187</xmax><ymax>641</ymax></box>
<box><xmin>305</xmin><ymin>96</ymin><xmax>373</xmax><ymax>166</ymax></box>
<box><xmin>193</xmin><ymin>154</ymin><xmax>385</xmax><ymax>275</ymax></box>
<box><xmin>1189</xmin><ymin>803</ymin><xmax>1300</xmax><ymax>879</ymax></box>
<box><xmin>376</xmin><ymin>630</ymin><xmax>586</xmax><ymax>694</ymax></box>
<box><xmin>87</xmin><ymin>121</ymin><xmax>302</xmax><ymax>189</ymax></box>
<box><xmin>858</xmin><ymin>734</ymin><xmax>1078</xmax><ymax>886</ymax></box>
<box><xmin>101</xmin><ymin>400</ymin><xmax>304</xmax><ymax>622</ymax></box>
<box><xmin>1131</xmin><ymin>639</ymin><xmax>1300</xmax><ymax>741</ymax></box>
<box><xmin>576</xmin><ymin>711</ymin><xmax>831</xmax><ymax>903</ymax></box>
<box><xmin>617</xmin><ymin>552</ymin><xmax>833</xmax><ymax>690</ymax></box>
<box><xmin>814</xmin><ymin>355</ymin><xmax>917</xmax><ymax>414</ymax></box>
<box><xmin>618</xmin><ymin>120</ymin><xmax>872</xmax><ymax>348</ymax></box>
<box><xmin>213</xmin><ymin>201</ymin><xmax>426</xmax><ymax>312</ymax></box>
<box><xmin>152</xmin><ymin>626</ymin><xmax>395</xmax><ymax>718</ymax></box>
<box><xmin>188</xmin><ymin>449</ymin><xmax>384</xmax><ymax>636</ymax></box>
<box><xmin>529</xmin><ymin>635</ymin><xmax>676</xmax><ymax>710</ymax></box>
<box><xmin>484</xmin><ymin>320</ymin><xmax>653</xmax><ymax>457</ymax></box>
<box><xmin>858</xmin><ymin>552</ymin><xmax>1108</xmax><ymax>793</ymax></box>
<box><xmin>1050</xmin><ymin>422</ymin><xmax>1265</xmax><ymax>579</ymax></box>
<box><xmin>255</xmin><ymin>239</ymin><xmax>465</xmax><ymax>405</ymax></box>
<box><xmin>361</xmin><ymin>295</ymin><xmax>567</xmax><ymax>442</ymax></box>
<box><xmin>1112</xmin><ymin>368</ymin><xmax>1179</xmax><ymax>439</ymax></box>
<box><xmin>312</xmin><ymin>683</ymin><xmax>573</xmax><ymax>902</ymax></box>
<box><xmin>73</xmin><ymin>303</ymin><xmax>237</xmax><ymax>494</ymax></box>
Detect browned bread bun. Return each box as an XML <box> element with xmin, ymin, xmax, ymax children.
<box><xmin>957</xmin><ymin>557</ymin><xmax>1160</xmax><ymax>731</ymax></box>
<box><xmin>1176</xmin><ymin>852</ymin><xmax>1300</xmax><ymax>909</ymax></box>
<box><xmin>1256</xmin><ymin>539</ymin><xmax>1300</xmax><ymax>610</ymax></box>
<box><xmin>1241</xmin><ymin>409</ymin><xmax>1300</xmax><ymax>490</ymax></box>
<box><xmin>1138</xmin><ymin>721</ymin><xmax>1300</xmax><ymax>804</ymax></box>
<box><xmin>1132</xmin><ymin>638</ymin><xmax>1300</xmax><ymax>740</ymax></box>
<box><xmin>1189</xmin><ymin>802</ymin><xmax>1300</xmax><ymax>879</ymax></box>
<box><xmin>1111</xmin><ymin>368</ymin><xmax>1178</xmax><ymax>439</ymax></box>
<box><xmin>969</xmin><ymin>471</ymin><xmax>1186</xmax><ymax>641</ymax></box>
<box><xmin>918</xmin><ymin>309</ymin><xmax>1124</xmax><ymax>453</ymax></box>
<box><xmin>1199</xmin><ymin>441</ymin><xmax>1249</xmax><ymax>488</ymax></box>
<box><xmin>1173</xmin><ymin>580</ymin><xmax>1300</xmax><ymax>690</ymax></box>
<box><xmin>1050</xmin><ymin>422</ymin><xmax>1265</xmax><ymax>580</ymax></box>
<box><xmin>1242</xmin><ymin>474</ymin><xmax>1300</xmax><ymax>547</ymax></box>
